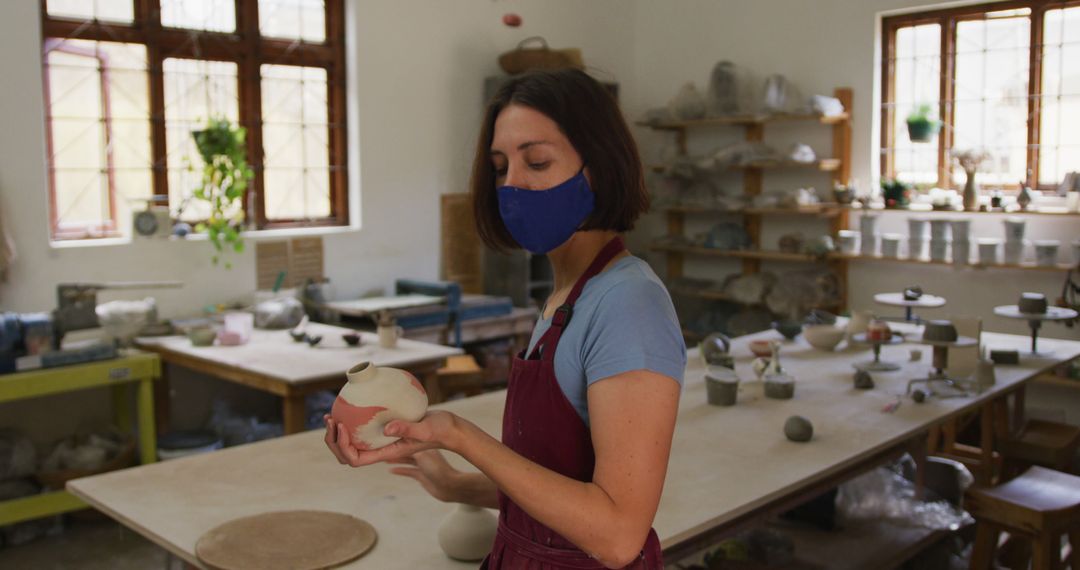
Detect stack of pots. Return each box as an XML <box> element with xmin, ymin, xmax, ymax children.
<box><xmin>860</xmin><ymin>214</ymin><xmax>878</xmax><ymax>257</ymax></box>
<box><xmin>1003</xmin><ymin>217</ymin><xmax>1025</xmax><ymax>265</ymax></box>
<box><xmin>908</xmin><ymin>217</ymin><xmax>928</xmax><ymax>260</ymax></box>
<box><xmin>929</xmin><ymin>218</ymin><xmax>950</xmax><ymax>262</ymax></box>
<box><xmin>950</xmin><ymin>219</ymin><xmax>971</xmax><ymax>266</ymax></box>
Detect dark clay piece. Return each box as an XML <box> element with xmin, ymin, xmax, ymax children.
<box><xmin>853</xmin><ymin>370</ymin><xmax>875</xmax><ymax>390</ymax></box>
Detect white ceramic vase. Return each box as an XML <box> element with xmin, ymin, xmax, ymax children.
<box><xmin>330</xmin><ymin>362</ymin><xmax>428</xmax><ymax>450</ymax></box>
<box><xmin>437</xmin><ymin>504</ymin><xmax>498</xmax><ymax>561</ymax></box>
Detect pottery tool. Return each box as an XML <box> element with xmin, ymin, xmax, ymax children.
<box><xmin>195</xmin><ymin>510</ymin><xmax>376</xmax><ymax>570</ymax></box>
<box><xmin>271</xmin><ymin>270</ymin><xmax>287</xmax><ymax>293</ymax></box>
<box><xmin>881</xmin><ymin>396</ymin><xmax>902</xmax><ymax>413</ymax></box>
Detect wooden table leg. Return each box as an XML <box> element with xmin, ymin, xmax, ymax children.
<box><xmin>112</xmin><ymin>383</ymin><xmax>132</xmax><ymax>434</ymax></box>
<box><xmin>154</xmin><ymin>363</ymin><xmax>172</xmax><ymax>435</ymax></box>
<box><xmin>137</xmin><ymin>377</ymin><xmax>158</xmax><ymax>465</ymax></box>
<box><xmin>979</xmin><ymin>402</ymin><xmax>995</xmax><ymax>486</ymax></box>
<box><xmin>1012</xmin><ymin>385</ymin><xmax>1026</xmax><ymax>434</ymax></box>
<box><xmin>283</xmin><ymin>392</ymin><xmax>307</xmax><ymax>435</ymax></box>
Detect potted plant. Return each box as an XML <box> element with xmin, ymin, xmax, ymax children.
<box><xmin>880</xmin><ymin>178</ymin><xmax>912</xmax><ymax>209</ymax></box>
<box><xmin>906</xmin><ymin>103</ymin><xmax>942</xmax><ymax>143</ymax></box>
<box><xmin>191</xmin><ymin>118</ymin><xmax>253</xmax><ymax>268</ymax></box>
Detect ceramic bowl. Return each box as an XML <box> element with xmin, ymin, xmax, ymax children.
<box><xmin>749</xmin><ymin>339</ymin><xmax>774</xmax><ymax>358</ymax></box>
<box><xmin>1017</xmin><ymin>292</ymin><xmax>1048</xmax><ymax>314</ymax></box>
<box><xmin>342</xmin><ymin>333</ymin><xmax>362</xmax><ymax>346</ymax></box>
<box><xmin>772</xmin><ymin>320</ymin><xmax>802</xmax><ymax>340</ymax></box>
<box><xmin>803</xmin><ymin>325</ymin><xmax>845</xmax><ymax>351</ymax></box>
<box><xmin>922</xmin><ymin>320</ymin><xmax>958</xmax><ymax>342</ymax></box>
<box><xmin>187</xmin><ymin>327</ymin><xmax>216</xmax><ymax>347</ymax></box>
<box><xmin>289</xmin><ymin>329</ymin><xmax>307</xmax><ymax>342</ymax></box>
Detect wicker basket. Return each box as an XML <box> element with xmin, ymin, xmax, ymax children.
<box><xmin>498</xmin><ymin>36</ymin><xmax>584</xmax><ymax>75</ymax></box>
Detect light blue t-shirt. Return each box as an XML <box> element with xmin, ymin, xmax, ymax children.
<box><xmin>526</xmin><ymin>255</ymin><xmax>686</xmax><ymax>425</ymax></box>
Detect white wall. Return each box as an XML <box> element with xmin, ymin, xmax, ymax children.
<box><xmin>625</xmin><ymin>0</ymin><xmax>1080</xmax><ymax>343</ymax></box>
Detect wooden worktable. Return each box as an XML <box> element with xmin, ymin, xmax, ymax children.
<box><xmin>135</xmin><ymin>323</ymin><xmax>462</xmax><ymax>433</ymax></box>
<box><xmin>72</xmin><ymin>327</ymin><xmax>1080</xmax><ymax>568</ymax></box>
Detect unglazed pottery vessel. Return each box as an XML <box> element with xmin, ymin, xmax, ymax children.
<box><xmin>437</xmin><ymin>504</ymin><xmax>497</xmax><ymax>561</ymax></box>
<box><xmin>803</xmin><ymin>324</ymin><xmax>845</xmax><ymax>351</ymax></box>
<box><xmin>330</xmin><ymin>362</ymin><xmax>428</xmax><ymax>450</ymax></box>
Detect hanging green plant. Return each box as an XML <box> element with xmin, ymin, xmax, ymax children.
<box><xmin>906</xmin><ymin>103</ymin><xmax>942</xmax><ymax>143</ymax></box>
<box><xmin>190</xmin><ymin>118</ymin><xmax>253</xmax><ymax>268</ymax></box>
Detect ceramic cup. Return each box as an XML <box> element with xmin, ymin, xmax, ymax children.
<box><xmin>1067</xmin><ymin>191</ymin><xmax>1080</xmax><ymax>212</ymax></box>
<box><xmin>977</xmin><ymin>238</ymin><xmax>1001</xmax><ymax>265</ymax></box>
<box><xmin>1004</xmin><ymin>240</ymin><xmax>1025</xmax><ymax>265</ymax></box>
<box><xmin>908</xmin><ymin>238</ymin><xmax>927</xmax><ymax>260</ymax></box>
<box><xmin>837</xmin><ymin>230</ymin><xmax>859</xmax><ymax>255</ymax></box>
<box><xmin>1003</xmin><ymin>217</ymin><xmax>1026</xmax><ymax>242</ymax></box>
<box><xmin>378</xmin><ymin>324</ymin><xmax>404</xmax><ymax>348</ymax></box>
<box><xmin>907</xmin><ymin>217</ymin><xmax>929</xmax><ymax>240</ymax></box>
<box><xmin>859</xmin><ymin>214</ymin><xmax>879</xmax><ymax>236</ymax></box>
<box><xmin>950</xmin><ymin>219</ymin><xmax>972</xmax><ymax>243</ymax></box>
<box><xmin>881</xmin><ymin>233</ymin><xmax>903</xmax><ymax>258</ymax></box>
<box><xmin>952</xmin><ymin>239</ymin><xmax>971</xmax><ymax>266</ymax></box>
<box><xmin>705</xmin><ymin>369</ymin><xmax>739</xmax><ymax>406</ymax></box>
<box><xmin>930</xmin><ymin>238</ymin><xmax>950</xmax><ymax>262</ymax></box>
<box><xmin>1034</xmin><ymin>240</ymin><xmax>1060</xmax><ymax>267</ymax></box>
<box><xmin>930</xmin><ymin>219</ymin><xmax>951</xmax><ymax>241</ymax></box>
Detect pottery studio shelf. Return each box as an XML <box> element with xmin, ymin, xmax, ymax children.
<box><xmin>644</xmin><ymin>88</ymin><xmax>853</xmax><ymax>343</ymax></box>
<box><xmin>1033</xmin><ymin>373</ymin><xmax>1080</xmax><ymax>390</ymax></box>
<box><xmin>649</xmin><ymin>159</ymin><xmax>842</xmax><ymax>174</ymax></box>
<box><xmin>635</xmin><ymin>111</ymin><xmax>850</xmax><ymax>130</ymax></box>
<box><xmin>853</xmin><ymin>205</ymin><xmax>1080</xmax><ymax>217</ymax></box>
<box><xmin>665</xmin><ymin>204</ymin><xmax>848</xmax><ymax>217</ymax></box>
<box><xmin>834</xmin><ymin>253</ymin><xmax>1077</xmax><ymax>273</ymax></box>
<box><xmin>652</xmin><ymin>244</ymin><xmax>834</xmax><ymax>264</ymax></box>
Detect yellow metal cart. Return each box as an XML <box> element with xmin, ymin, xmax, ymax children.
<box><xmin>0</xmin><ymin>351</ymin><xmax>159</xmax><ymax>526</ymax></box>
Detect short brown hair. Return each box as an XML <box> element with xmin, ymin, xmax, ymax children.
<box><xmin>470</xmin><ymin>68</ymin><xmax>649</xmax><ymax>252</ymax></box>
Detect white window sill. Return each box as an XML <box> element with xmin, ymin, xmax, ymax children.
<box><xmin>49</xmin><ymin>224</ymin><xmax>360</xmax><ymax>249</ymax></box>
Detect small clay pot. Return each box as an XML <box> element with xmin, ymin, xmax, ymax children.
<box><xmin>865</xmin><ymin>320</ymin><xmax>891</xmax><ymax>342</ymax></box>
<box><xmin>188</xmin><ymin>327</ymin><xmax>216</xmax><ymax>347</ymax></box>
<box><xmin>1017</xmin><ymin>292</ymin><xmax>1048</xmax><ymax>314</ymax></box>
<box><xmin>764</xmin><ymin>374</ymin><xmax>795</xmax><ymax>400</ymax></box>
<box><xmin>749</xmin><ymin>339</ymin><xmax>774</xmax><ymax>358</ymax></box>
<box><xmin>772</xmin><ymin>320</ymin><xmax>802</xmax><ymax>341</ymax></box>
<box><xmin>342</xmin><ymin>333</ymin><xmax>362</xmax><ymax>346</ymax></box>
<box><xmin>922</xmin><ymin>320</ymin><xmax>958</xmax><ymax>343</ymax></box>
<box><xmin>700</xmin><ymin>333</ymin><xmax>732</xmax><ymax>367</ymax></box>
<box><xmin>705</xmin><ymin>372</ymin><xmax>739</xmax><ymax>407</ymax></box>
<box><xmin>853</xmin><ymin>370</ymin><xmax>875</xmax><ymax>390</ymax></box>
<box><xmin>911</xmin><ymin>389</ymin><xmax>928</xmax><ymax>403</ymax></box>
<box><xmin>305</xmin><ymin>334</ymin><xmax>323</xmax><ymax>347</ymax></box>
<box><xmin>289</xmin><ymin>329</ymin><xmax>307</xmax><ymax>342</ymax></box>
<box><xmin>903</xmin><ymin>286</ymin><xmax>923</xmax><ymax>301</ymax></box>
<box><xmin>784</xmin><ymin>416</ymin><xmax>813</xmax><ymax>442</ymax></box>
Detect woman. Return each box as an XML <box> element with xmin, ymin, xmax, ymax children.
<box><xmin>324</xmin><ymin>68</ymin><xmax>685</xmax><ymax>569</ymax></box>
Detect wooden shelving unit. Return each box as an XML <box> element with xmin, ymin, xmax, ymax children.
<box><xmin>645</xmin><ymin>88</ymin><xmax>854</xmax><ymax>329</ymax></box>
<box><xmin>835</xmin><ymin>252</ymin><xmax>1077</xmax><ymax>273</ymax></box>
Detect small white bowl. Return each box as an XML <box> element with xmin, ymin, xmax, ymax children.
<box><xmin>803</xmin><ymin>324</ymin><xmax>845</xmax><ymax>351</ymax></box>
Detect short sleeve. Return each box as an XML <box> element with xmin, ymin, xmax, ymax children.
<box><xmin>580</xmin><ymin>277</ymin><xmax>687</xmax><ymax>387</ymax></box>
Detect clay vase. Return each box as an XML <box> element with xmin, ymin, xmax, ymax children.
<box><xmin>437</xmin><ymin>504</ymin><xmax>498</xmax><ymax>561</ymax></box>
<box><xmin>330</xmin><ymin>362</ymin><xmax>428</xmax><ymax>450</ymax></box>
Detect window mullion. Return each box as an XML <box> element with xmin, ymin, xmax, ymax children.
<box><xmin>238</xmin><ymin>0</ymin><xmax>266</xmax><ymax>229</ymax></box>
<box><xmin>940</xmin><ymin>16</ymin><xmax>956</xmax><ymax>189</ymax></box>
<box><xmin>1027</xmin><ymin>4</ymin><xmax>1043</xmax><ymax>188</ymax></box>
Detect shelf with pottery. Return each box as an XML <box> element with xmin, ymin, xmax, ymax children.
<box><xmin>644</xmin><ymin>88</ymin><xmax>853</xmax><ymax>340</ymax></box>
<box><xmin>851</xmin><ymin>204</ymin><xmax>1080</xmax><ymax>217</ymax></box>
<box><xmin>832</xmin><ymin>252</ymin><xmax>1077</xmax><ymax>273</ymax></box>
<box><xmin>649</xmin><ymin>158</ymin><xmax>842</xmax><ymax>174</ymax></box>
<box><xmin>665</xmin><ymin>203</ymin><xmax>848</xmax><ymax>217</ymax></box>
<box><xmin>635</xmin><ymin>110</ymin><xmax>850</xmax><ymax>130</ymax></box>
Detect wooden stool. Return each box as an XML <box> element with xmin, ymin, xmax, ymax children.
<box><xmin>435</xmin><ymin>355</ymin><xmax>485</xmax><ymax>402</ymax></box>
<box><xmin>998</xmin><ymin>419</ymin><xmax>1080</xmax><ymax>478</ymax></box>
<box><xmin>966</xmin><ymin>466</ymin><xmax>1080</xmax><ymax>570</ymax></box>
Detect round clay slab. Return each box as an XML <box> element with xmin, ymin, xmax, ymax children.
<box><xmin>196</xmin><ymin>510</ymin><xmax>376</xmax><ymax>570</ymax></box>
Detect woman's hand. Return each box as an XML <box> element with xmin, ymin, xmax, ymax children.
<box><xmin>386</xmin><ymin>450</ymin><xmax>463</xmax><ymax>503</ymax></box>
<box><xmin>323</xmin><ymin>410</ymin><xmax>462</xmax><ymax>467</ymax></box>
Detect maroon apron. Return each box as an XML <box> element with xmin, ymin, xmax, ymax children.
<box><xmin>481</xmin><ymin>236</ymin><xmax>663</xmax><ymax>569</ymax></box>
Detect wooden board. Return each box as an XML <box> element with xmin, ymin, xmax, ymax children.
<box><xmin>196</xmin><ymin>510</ymin><xmax>376</xmax><ymax>570</ymax></box>
<box><xmin>255</xmin><ymin>237</ymin><xmax>325</xmax><ymax>290</ymax></box>
<box><xmin>71</xmin><ymin>327</ymin><xmax>1080</xmax><ymax>569</ymax></box>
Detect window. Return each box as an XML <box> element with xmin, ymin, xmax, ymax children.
<box><xmin>881</xmin><ymin>1</ymin><xmax>1080</xmax><ymax>191</ymax></box>
<box><xmin>42</xmin><ymin>0</ymin><xmax>347</xmax><ymax>241</ymax></box>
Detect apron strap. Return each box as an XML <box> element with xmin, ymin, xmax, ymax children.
<box><xmin>529</xmin><ymin>236</ymin><xmax>625</xmax><ymax>361</ymax></box>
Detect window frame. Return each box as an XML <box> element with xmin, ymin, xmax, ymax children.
<box><xmin>881</xmin><ymin>0</ymin><xmax>1080</xmax><ymax>192</ymax></box>
<box><xmin>41</xmin><ymin>0</ymin><xmax>348</xmax><ymax>240</ymax></box>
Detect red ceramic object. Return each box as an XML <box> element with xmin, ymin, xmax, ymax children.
<box><xmin>866</xmin><ymin>320</ymin><xmax>891</xmax><ymax>342</ymax></box>
<box><xmin>502</xmin><ymin>13</ymin><xmax>522</xmax><ymax>27</ymax></box>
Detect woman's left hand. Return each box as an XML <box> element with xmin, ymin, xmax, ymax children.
<box><xmin>327</xmin><ymin>410</ymin><xmax>462</xmax><ymax>467</ymax></box>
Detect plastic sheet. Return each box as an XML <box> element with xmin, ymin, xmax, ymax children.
<box><xmin>207</xmin><ymin>399</ymin><xmax>283</xmax><ymax>447</ymax></box>
<box><xmin>836</xmin><ymin>463</ymin><xmax>973</xmax><ymax>531</ymax></box>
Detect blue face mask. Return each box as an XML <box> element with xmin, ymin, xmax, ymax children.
<box><xmin>496</xmin><ymin>169</ymin><xmax>595</xmax><ymax>254</ymax></box>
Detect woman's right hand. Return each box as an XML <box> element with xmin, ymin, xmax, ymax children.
<box><xmin>387</xmin><ymin>450</ymin><xmax>464</xmax><ymax>503</ymax></box>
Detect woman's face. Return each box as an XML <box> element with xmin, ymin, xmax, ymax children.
<box><xmin>490</xmin><ymin>103</ymin><xmax>584</xmax><ymax>190</ymax></box>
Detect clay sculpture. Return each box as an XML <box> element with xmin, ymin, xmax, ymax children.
<box><xmin>331</xmin><ymin>362</ymin><xmax>428</xmax><ymax>450</ymax></box>
<box><xmin>437</xmin><ymin>504</ymin><xmax>498</xmax><ymax>561</ymax></box>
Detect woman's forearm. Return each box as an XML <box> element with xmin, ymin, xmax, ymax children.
<box><xmin>452</xmin><ymin>471</ymin><xmax>500</xmax><ymax>509</ymax></box>
<box><xmin>448</xmin><ymin>419</ymin><xmax>646</xmax><ymax>568</ymax></box>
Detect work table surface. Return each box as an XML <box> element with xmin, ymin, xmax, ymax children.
<box><xmin>72</xmin><ymin>326</ymin><xmax>1080</xmax><ymax>568</ymax></box>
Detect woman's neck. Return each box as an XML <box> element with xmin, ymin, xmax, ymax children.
<box><xmin>546</xmin><ymin>230</ymin><xmax>623</xmax><ymax>293</ymax></box>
